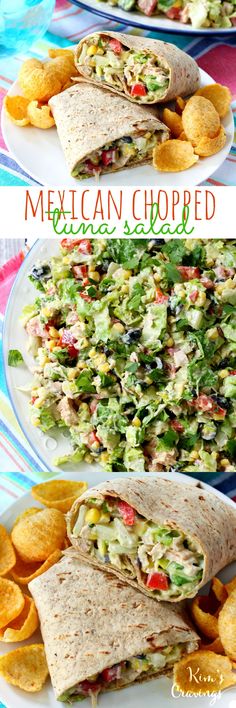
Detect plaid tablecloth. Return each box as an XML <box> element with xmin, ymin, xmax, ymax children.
<box><xmin>0</xmin><ymin>247</ymin><xmax>236</xmax><ymax>517</ymax></box>
<box><xmin>0</xmin><ymin>0</ymin><xmax>236</xmax><ymax>186</ymax></box>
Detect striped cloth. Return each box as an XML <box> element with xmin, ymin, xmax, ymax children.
<box><xmin>0</xmin><ymin>247</ymin><xmax>236</xmax><ymax>518</ymax></box>
<box><xmin>0</xmin><ymin>0</ymin><xmax>236</xmax><ymax>186</ymax></box>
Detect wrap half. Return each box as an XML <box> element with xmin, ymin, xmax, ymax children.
<box><xmin>75</xmin><ymin>32</ymin><xmax>200</xmax><ymax>104</ymax></box>
<box><xmin>67</xmin><ymin>477</ymin><xmax>236</xmax><ymax>602</ymax></box>
<box><xmin>49</xmin><ymin>83</ymin><xmax>169</xmax><ymax>179</ymax></box>
<box><xmin>29</xmin><ymin>551</ymin><xmax>199</xmax><ymax>703</ymax></box>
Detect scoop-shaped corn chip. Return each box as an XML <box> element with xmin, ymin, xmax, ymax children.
<box><xmin>12</xmin><ymin>507</ymin><xmax>40</xmax><ymax>530</ymax></box>
<box><xmin>179</xmin><ymin>131</ymin><xmax>188</xmax><ymax>141</ymax></box>
<box><xmin>27</xmin><ymin>101</ymin><xmax>55</xmax><ymax>129</ymax></box>
<box><xmin>162</xmin><ymin>108</ymin><xmax>183</xmax><ymax>137</ymax></box>
<box><xmin>182</xmin><ymin>96</ymin><xmax>221</xmax><ymax>146</ymax></box>
<box><xmin>31</xmin><ymin>479</ymin><xmax>88</xmax><ymax>513</ymax></box>
<box><xmin>195</xmin><ymin>83</ymin><xmax>231</xmax><ymax>118</ymax></box>
<box><xmin>226</xmin><ymin>577</ymin><xmax>236</xmax><ymax>595</ymax></box>
<box><xmin>191</xmin><ymin>596</ymin><xmax>219</xmax><ymax>640</ymax></box>
<box><xmin>19</xmin><ymin>58</ymin><xmax>62</xmax><ymax>101</ymax></box>
<box><xmin>0</xmin><ymin>644</ymin><xmax>48</xmax><ymax>692</ymax></box>
<box><xmin>0</xmin><ymin>525</ymin><xmax>16</xmax><ymax>576</ymax></box>
<box><xmin>175</xmin><ymin>96</ymin><xmax>186</xmax><ymax>114</ymax></box>
<box><xmin>48</xmin><ymin>48</ymin><xmax>75</xmax><ymax>60</ymax></box>
<box><xmin>153</xmin><ymin>139</ymin><xmax>198</xmax><ymax>172</ymax></box>
<box><xmin>0</xmin><ymin>595</ymin><xmax>38</xmax><ymax>642</ymax></box>
<box><xmin>201</xmin><ymin>637</ymin><xmax>225</xmax><ymax>655</ymax></box>
<box><xmin>218</xmin><ymin>588</ymin><xmax>236</xmax><ymax>661</ymax></box>
<box><xmin>11</xmin><ymin>508</ymin><xmax>66</xmax><ymax>562</ymax></box>
<box><xmin>194</xmin><ymin>126</ymin><xmax>226</xmax><ymax>157</ymax></box>
<box><xmin>11</xmin><ymin>549</ymin><xmax>62</xmax><ymax>585</ymax></box>
<box><xmin>174</xmin><ymin>651</ymin><xmax>236</xmax><ymax>694</ymax></box>
<box><xmin>4</xmin><ymin>95</ymin><xmax>30</xmax><ymax>127</ymax></box>
<box><xmin>211</xmin><ymin>577</ymin><xmax>228</xmax><ymax>604</ymax></box>
<box><xmin>0</xmin><ymin>578</ymin><xmax>24</xmax><ymax>629</ymax></box>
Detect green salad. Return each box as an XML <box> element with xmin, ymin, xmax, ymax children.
<box><xmin>19</xmin><ymin>238</ymin><xmax>236</xmax><ymax>473</ymax></box>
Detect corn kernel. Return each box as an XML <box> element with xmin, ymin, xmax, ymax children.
<box><xmin>189</xmin><ymin>450</ymin><xmax>198</xmax><ymax>461</ymax></box>
<box><xmin>81</xmin><ymin>338</ymin><xmax>89</xmax><ymax>349</ymax></box>
<box><xmin>49</xmin><ymin>327</ymin><xmax>60</xmax><ymax>338</ymax></box>
<box><xmin>67</xmin><ymin>369</ymin><xmax>77</xmax><ymax>380</ymax></box>
<box><xmin>41</xmin><ymin>307</ymin><xmax>52</xmax><ymax>318</ymax></box>
<box><xmin>207</xmin><ymin>327</ymin><xmax>219</xmax><ymax>341</ymax></box>
<box><xmin>90</xmin><ymin>271</ymin><xmax>100</xmax><ymax>282</ymax></box>
<box><xmin>146</xmin><ymin>376</ymin><xmax>152</xmax><ymax>385</ymax></box>
<box><xmin>196</xmin><ymin>292</ymin><xmax>206</xmax><ymax>307</ymax></box>
<box><xmin>32</xmin><ymin>418</ymin><xmax>40</xmax><ymax>427</ymax></box>
<box><xmin>132</xmin><ymin>417</ymin><xmax>141</xmax><ymax>427</ymax></box>
<box><xmin>77</xmin><ymin>361</ymin><xmax>87</xmax><ymax>370</ymax></box>
<box><xmin>166</xmin><ymin>337</ymin><xmax>173</xmax><ymax>347</ymax></box>
<box><xmin>153</xmin><ymin>272</ymin><xmax>162</xmax><ymax>283</ymax></box>
<box><xmin>85</xmin><ymin>453</ymin><xmax>93</xmax><ymax>463</ymax></box>
<box><xmin>99</xmin><ymin>513</ymin><xmax>110</xmax><ymax>524</ymax></box>
<box><xmin>121</xmin><ymin>284</ymin><xmax>129</xmax><ymax>294</ymax></box>
<box><xmin>123</xmin><ymin>270</ymin><xmax>132</xmax><ymax>280</ymax></box>
<box><xmin>113</xmin><ymin>322</ymin><xmax>125</xmax><ymax>334</ymax></box>
<box><xmin>98</xmin><ymin>363</ymin><xmax>110</xmax><ymax>374</ymax></box>
<box><xmin>221</xmin><ymin>458</ymin><xmax>229</xmax><ymax>468</ymax></box>
<box><xmin>101</xmin><ymin>451</ymin><xmax>109</xmax><ymax>464</ymax></box>
<box><xmin>85</xmin><ymin>508</ymin><xmax>101</xmax><ymax>524</ymax></box>
<box><xmin>94</xmin><ymin>354</ymin><xmax>106</xmax><ymax>367</ymax></box>
<box><xmin>89</xmin><ymin>348</ymin><xmax>97</xmax><ymax>358</ymax></box>
<box><xmin>218</xmin><ymin>369</ymin><xmax>229</xmax><ymax>379</ymax></box>
<box><xmin>47</xmin><ymin>339</ymin><xmax>58</xmax><ymax>351</ymax></box>
<box><xmin>63</xmin><ymin>256</ymin><xmax>70</xmax><ymax>264</ymax></box>
<box><xmin>96</xmin><ymin>47</ymin><xmax>104</xmax><ymax>55</ymax></box>
<box><xmin>87</xmin><ymin>44</ymin><xmax>98</xmax><ymax>56</ymax></box>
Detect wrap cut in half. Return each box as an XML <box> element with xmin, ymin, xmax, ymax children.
<box><xmin>67</xmin><ymin>477</ymin><xmax>236</xmax><ymax>602</ymax></box>
<box><xmin>29</xmin><ymin>551</ymin><xmax>199</xmax><ymax>703</ymax></box>
<box><xmin>75</xmin><ymin>31</ymin><xmax>200</xmax><ymax>105</ymax></box>
<box><xmin>49</xmin><ymin>83</ymin><xmax>169</xmax><ymax>179</ymax></box>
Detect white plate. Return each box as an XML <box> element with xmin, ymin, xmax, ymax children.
<box><xmin>1</xmin><ymin>67</ymin><xmax>234</xmax><ymax>187</ymax></box>
<box><xmin>0</xmin><ymin>469</ymin><xmax>236</xmax><ymax>708</ymax></box>
<box><xmin>69</xmin><ymin>0</ymin><xmax>236</xmax><ymax>35</ymax></box>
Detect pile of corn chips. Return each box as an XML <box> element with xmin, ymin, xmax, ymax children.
<box><xmin>4</xmin><ymin>49</ymin><xmax>79</xmax><ymax>130</ymax></box>
<box><xmin>174</xmin><ymin>575</ymin><xmax>236</xmax><ymax>695</ymax></box>
<box><xmin>0</xmin><ymin>479</ymin><xmax>87</xmax><ymax>693</ymax></box>
<box><xmin>154</xmin><ymin>83</ymin><xmax>231</xmax><ymax>171</ymax></box>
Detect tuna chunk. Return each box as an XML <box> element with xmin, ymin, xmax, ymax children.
<box><xmin>57</xmin><ymin>397</ymin><xmax>78</xmax><ymax>426</ymax></box>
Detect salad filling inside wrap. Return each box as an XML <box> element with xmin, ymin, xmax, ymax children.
<box><xmin>72</xmin><ymin>131</ymin><xmax>162</xmax><ymax>179</ymax></box>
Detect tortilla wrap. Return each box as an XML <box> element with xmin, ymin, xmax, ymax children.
<box><xmin>29</xmin><ymin>551</ymin><xmax>199</xmax><ymax>701</ymax></box>
<box><xmin>67</xmin><ymin>478</ymin><xmax>236</xmax><ymax>601</ymax></box>
<box><xmin>75</xmin><ymin>32</ymin><xmax>200</xmax><ymax>104</ymax></box>
<box><xmin>49</xmin><ymin>83</ymin><xmax>169</xmax><ymax>178</ymax></box>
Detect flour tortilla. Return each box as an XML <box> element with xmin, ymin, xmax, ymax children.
<box><xmin>49</xmin><ymin>83</ymin><xmax>169</xmax><ymax>177</ymax></box>
<box><xmin>75</xmin><ymin>32</ymin><xmax>200</xmax><ymax>104</ymax></box>
<box><xmin>67</xmin><ymin>478</ymin><xmax>236</xmax><ymax>601</ymax></box>
<box><xmin>29</xmin><ymin>551</ymin><xmax>199</xmax><ymax>700</ymax></box>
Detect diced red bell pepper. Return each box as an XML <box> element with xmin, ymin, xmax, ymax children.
<box><xmin>118</xmin><ymin>500</ymin><xmax>136</xmax><ymax>526</ymax></box>
<box><xmin>60</xmin><ymin>329</ymin><xmax>78</xmax><ymax>358</ymax></box>
<box><xmin>171</xmin><ymin>420</ymin><xmax>184</xmax><ymax>434</ymax></box>
<box><xmin>86</xmin><ymin>160</ymin><xmax>101</xmax><ymax>174</ymax></box>
<box><xmin>189</xmin><ymin>290</ymin><xmax>199</xmax><ymax>303</ymax></box>
<box><xmin>80</xmin><ymin>680</ymin><xmax>102</xmax><ymax>694</ymax></box>
<box><xmin>155</xmin><ymin>287</ymin><xmax>169</xmax><ymax>304</ymax></box>
<box><xmin>230</xmin><ymin>371</ymin><xmax>236</xmax><ymax>375</ymax></box>
<box><xmin>137</xmin><ymin>0</ymin><xmax>157</xmax><ymax>16</ymax></box>
<box><xmin>101</xmin><ymin>149</ymin><xmax>116</xmax><ymax>167</ymax></box>
<box><xmin>109</xmin><ymin>38</ymin><xmax>122</xmax><ymax>54</ymax></box>
<box><xmin>61</xmin><ymin>239</ymin><xmax>82</xmax><ymax>251</ymax></box>
<box><xmin>130</xmin><ymin>83</ymin><xmax>147</xmax><ymax>97</ymax></box>
<box><xmin>177</xmin><ymin>266</ymin><xmax>200</xmax><ymax>281</ymax></box>
<box><xmin>166</xmin><ymin>6</ymin><xmax>181</xmax><ymax>19</ymax></box>
<box><xmin>72</xmin><ymin>265</ymin><xmax>88</xmax><ymax>280</ymax></box>
<box><xmin>78</xmin><ymin>239</ymin><xmax>92</xmax><ymax>254</ymax></box>
<box><xmin>79</xmin><ymin>292</ymin><xmax>92</xmax><ymax>302</ymax></box>
<box><xmin>200</xmin><ymin>276</ymin><xmax>214</xmax><ymax>290</ymax></box>
<box><xmin>146</xmin><ymin>572</ymin><xmax>169</xmax><ymax>591</ymax></box>
<box><xmin>102</xmin><ymin>665</ymin><xmax>121</xmax><ymax>683</ymax></box>
<box><xmin>88</xmin><ymin>431</ymin><xmax>102</xmax><ymax>447</ymax></box>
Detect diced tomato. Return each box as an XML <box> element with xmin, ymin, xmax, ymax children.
<box><xmin>78</xmin><ymin>239</ymin><xmax>92</xmax><ymax>254</ymax></box>
<box><xmin>101</xmin><ymin>149</ymin><xmax>116</xmax><ymax>167</ymax></box>
<box><xmin>118</xmin><ymin>500</ymin><xmax>136</xmax><ymax>526</ymax></box>
<box><xmin>146</xmin><ymin>572</ymin><xmax>169</xmax><ymax>591</ymax></box>
<box><xmin>86</xmin><ymin>160</ymin><xmax>101</xmax><ymax>174</ymax></box>
<box><xmin>166</xmin><ymin>6</ymin><xmax>181</xmax><ymax>19</ymax></box>
<box><xmin>31</xmin><ymin>396</ymin><xmax>37</xmax><ymax>405</ymax></box>
<box><xmin>155</xmin><ymin>287</ymin><xmax>169</xmax><ymax>304</ymax></box>
<box><xmin>189</xmin><ymin>290</ymin><xmax>199</xmax><ymax>303</ymax></box>
<box><xmin>60</xmin><ymin>329</ymin><xmax>78</xmax><ymax>358</ymax></box>
<box><xmin>80</xmin><ymin>680</ymin><xmax>102</xmax><ymax>694</ymax></box>
<box><xmin>102</xmin><ymin>665</ymin><xmax>121</xmax><ymax>683</ymax></box>
<box><xmin>171</xmin><ymin>420</ymin><xmax>184</xmax><ymax>434</ymax></box>
<box><xmin>109</xmin><ymin>38</ymin><xmax>122</xmax><ymax>54</ymax></box>
<box><xmin>200</xmin><ymin>276</ymin><xmax>214</xmax><ymax>290</ymax></box>
<box><xmin>60</xmin><ymin>239</ymin><xmax>82</xmax><ymax>251</ymax></box>
<box><xmin>194</xmin><ymin>395</ymin><xmax>215</xmax><ymax>412</ymax></box>
<box><xmin>177</xmin><ymin>266</ymin><xmax>200</xmax><ymax>281</ymax></box>
<box><xmin>130</xmin><ymin>83</ymin><xmax>147</xmax><ymax>97</ymax></box>
<box><xmin>88</xmin><ymin>431</ymin><xmax>102</xmax><ymax>448</ymax></box>
<box><xmin>137</xmin><ymin>0</ymin><xmax>157</xmax><ymax>16</ymax></box>
<box><xmin>214</xmin><ymin>406</ymin><xmax>226</xmax><ymax>419</ymax></box>
<box><xmin>230</xmin><ymin>371</ymin><xmax>236</xmax><ymax>375</ymax></box>
<box><xmin>79</xmin><ymin>292</ymin><xmax>92</xmax><ymax>302</ymax></box>
<box><xmin>72</xmin><ymin>265</ymin><xmax>88</xmax><ymax>280</ymax></box>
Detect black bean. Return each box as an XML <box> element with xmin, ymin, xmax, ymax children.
<box><xmin>121</xmin><ymin>136</ymin><xmax>133</xmax><ymax>143</ymax></box>
<box><xmin>122</xmin><ymin>329</ymin><xmax>141</xmax><ymax>344</ymax></box>
<box><xmin>31</xmin><ymin>264</ymin><xmax>51</xmax><ymax>281</ymax></box>
<box><xmin>99</xmin><ymin>260</ymin><xmax>110</xmax><ymax>273</ymax></box>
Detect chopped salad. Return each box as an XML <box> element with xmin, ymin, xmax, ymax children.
<box><xmin>18</xmin><ymin>238</ymin><xmax>236</xmax><ymax>473</ymax></box>
<box><xmin>72</xmin><ymin>132</ymin><xmax>162</xmax><ymax>179</ymax></box>
<box><xmin>78</xmin><ymin>34</ymin><xmax>170</xmax><ymax>102</ymax></box>
<box><xmin>95</xmin><ymin>0</ymin><xmax>236</xmax><ymax>29</ymax></box>
<box><xmin>71</xmin><ymin>495</ymin><xmax>204</xmax><ymax>598</ymax></box>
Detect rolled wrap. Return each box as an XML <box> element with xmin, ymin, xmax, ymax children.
<box><xmin>75</xmin><ymin>31</ymin><xmax>200</xmax><ymax>104</ymax></box>
<box><xmin>29</xmin><ymin>551</ymin><xmax>199</xmax><ymax>701</ymax></box>
<box><xmin>67</xmin><ymin>477</ymin><xmax>236</xmax><ymax>602</ymax></box>
<box><xmin>49</xmin><ymin>82</ymin><xmax>169</xmax><ymax>178</ymax></box>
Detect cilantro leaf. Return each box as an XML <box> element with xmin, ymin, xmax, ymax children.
<box><xmin>128</xmin><ymin>283</ymin><xmax>145</xmax><ymax>310</ymax></box>
<box><xmin>162</xmin><ymin>240</ymin><xmax>186</xmax><ymax>264</ymax></box>
<box><xmin>75</xmin><ymin>371</ymin><xmax>96</xmax><ymax>393</ymax></box>
<box><xmin>164</xmin><ymin>262</ymin><xmax>182</xmax><ymax>284</ymax></box>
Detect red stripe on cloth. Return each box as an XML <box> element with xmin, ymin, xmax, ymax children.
<box><xmin>55</xmin><ymin>0</ymin><xmax>72</xmax><ymax>10</ymax></box>
<box><xmin>0</xmin><ymin>251</ymin><xmax>24</xmax><ymax>313</ymax></box>
<box><xmin>0</xmin><ymin>440</ymin><xmax>26</xmax><ymax>472</ymax></box>
<box><xmin>206</xmin><ymin>178</ymin><xmax>225</xmax><ymax>186</ymax></box>
<box><xmin>197</xmin><ymin>46</ymin><xmax>236</xmax><ymax>98</ymax></box>
<box><xmin>52</xmin><ymin>7</ymin><xmax>82</xmax><ymax>22</ymax></box>
<box><xmin>0</xmin><ymin>484</ymin><xmax>18</xmax><ymax>499</ymax></box>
